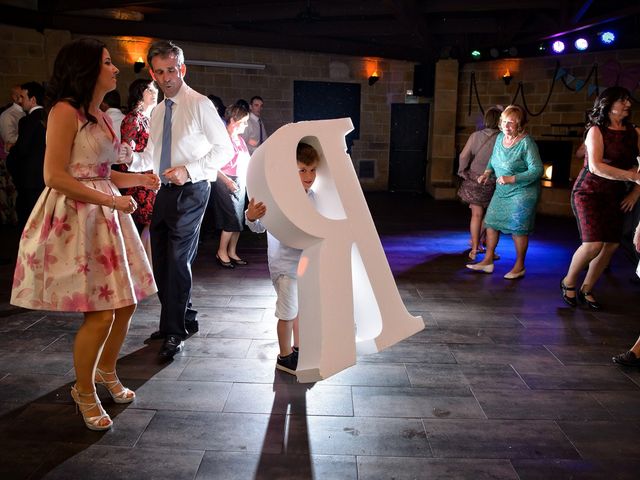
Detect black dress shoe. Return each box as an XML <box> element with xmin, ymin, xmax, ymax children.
<box><xmin>185</xmin><ymin>319</ymin><xmax>199</xmax><ymax>334</ymax></box>
<box><xmin>578</xmin><ymin>289</ymin><xmax>601</xmax><ymax>310</ymax></box>
<box><xmin>149</xmin><ymin>330</ymin><xmax>165</xmax><ymax>340</ymax></box>
<box><xmin>160</xmin><ymin>335</ymin><xmax>184</xmax><ymax>358</ymax></box>
<box><xmin>560</xmin><ymin>281</ymin><xmax>577</xmax><ymax>307</ymax></box>
<box><xmin>230</xmin><ymin>257</ymin><xmax>248</xmax><ymax>266</ymax></box>
<box><xmin>215</xmin><ymin>254</ymin><xmax>234</xmax><ymax>269</ymax></box>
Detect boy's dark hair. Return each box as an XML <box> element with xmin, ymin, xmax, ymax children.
<box><xmin>296</xmin><ymin>142</ymin><xmax>319</xmax><ymax>166</ymax></box>
<box><xmin>21</xmin><ymin>81</ymin><xmax>45</xmax><ymax>106</ymax></box>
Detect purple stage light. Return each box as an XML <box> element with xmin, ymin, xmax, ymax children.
<box><xmin>552</xmin><ymin>41</ymin><xmax>565</xmax><ymax>54</ymax></box>
<box><xmin>574</xmin><ymin>38</ymin><xmax>588</xmax><ymax>51</ymax></box>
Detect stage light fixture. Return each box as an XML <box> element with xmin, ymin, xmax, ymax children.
<box><xmin>489</xmin><ymin>48</ymin><xmax>499</xmax><ymax>58</ymax></box>
<box><xmin>552</xmin><ymin>41</ymin><xmax>565</xmax><ymax>54</ymax></box>
<box><xmin>600</xmin><ymin>31</ymin><xmax>615</xmax><ymax>45</ymax></box>
<box><xmin>471</xmin><ymin>50</ymin><xmax>481</xmax><ymax>59</ymax></box>
<box><xmin>574</xmin><ymin>38</ymin><xmax>589</xmax><ymax>51</ymax></box>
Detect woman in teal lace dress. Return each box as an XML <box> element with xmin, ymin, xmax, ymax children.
<box><xmin>466</xmin><ymin>105</ymin><xmax>543</xmax><ymax>279</ymax></box>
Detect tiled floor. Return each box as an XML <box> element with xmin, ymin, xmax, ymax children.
<box><xmin>1</xmin><ymin>192</ymin><xmax>640</xmax><ymax>480</ymax></box>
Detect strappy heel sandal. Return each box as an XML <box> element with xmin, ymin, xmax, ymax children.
<box><xmin>95</xmin><ymin>368</ymin><xmax>136</xmax><ymax>404</ymax></box>
<box><xmin>578</xmin><ymin>288</ymin><xmax>601</xmax><ymax>310</ymax></box>
<box><xmin>70</xmin><ymin>385</ymin><xmax>113</xmax><ymax>431</ymax></box>
<box><xmin>560</xmin><ymin>281</ymin><xmax>577</xmax><ymax>307</ymax></box>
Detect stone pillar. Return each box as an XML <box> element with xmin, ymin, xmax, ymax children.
<box><xmin>427</xmin><ymin>59</ymin><xmax>459</xmax><ymax>199</ymax></box>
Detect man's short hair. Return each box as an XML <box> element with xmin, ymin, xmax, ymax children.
<box><xmin>103</xmin><ymin>90</ymin><xmax>121</xmax><ymax>109</ymax></box>
<box><xmin>21</xmin><ymin>81</ymin><xmax>45</xmax><ymax>106</ymax></box>
<box><xmin>296</xmin><ymin>142</ymin><xmax>319</xmax><ymax>166</ymax></box>
<box><xmin>147</xmin><ymin>40</ymin><xmax>185</xmax><ymax>69</ymax></box>
<box><xmin>250</xmin><ymin>95</ymin><xmax>263</xmax><ymax>104</ymax></box>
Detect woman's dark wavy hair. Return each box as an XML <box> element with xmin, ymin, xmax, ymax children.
<box><xmin>45</xmin><ymin>38</ymin><xmax>106</xmax><ymax>125</ymax></box>
<box><xmin>127</xmin><ymin>78</ymin><xmax>153</xmax><ymax>113</ymax></box>
<box><xmin>586</xmin><ymin>86</ymin><xmax>632</xmax><ymax>130</ymax></box>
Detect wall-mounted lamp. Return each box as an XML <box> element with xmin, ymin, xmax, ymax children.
<box><xmin>502</xmin><ymin>69</ymin><xmax>513</xmax><ymax>85</ymax></box>
<box><xmin>134</xmin><ymin>57</ymin><xmax>145</xmax><ymax>73</ymax></box>
<box><xmin>368</xmin><ymin>71</ymin><xmax>379</xmax><ymax>86</ymax></box>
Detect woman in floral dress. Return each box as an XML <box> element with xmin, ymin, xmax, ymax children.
<box><xmin>114</xmin><ymin>78</ymin><xmax>158</xmax><ymax>234</ymax></box>
<box><xmin>10</xmin><ymin>38</ymin><xmax>159</xmax><ymax>431</ymax></box>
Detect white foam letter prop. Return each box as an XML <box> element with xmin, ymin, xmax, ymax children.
<box><xmin>246</xmin><ymin>118</ymin><xmax>423</xmax><ymax>382</ymax></box>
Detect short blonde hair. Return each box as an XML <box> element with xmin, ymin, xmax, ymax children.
<box><xmin>500</xmin><ymin>104</ymin><xmax>527</xmax><ymax>135</ymax></box>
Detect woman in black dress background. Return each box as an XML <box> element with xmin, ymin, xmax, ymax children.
<box><xmin>561</xmin><ymin>87</ymin><xmax>640</xmax><ymax>309</ymax></box>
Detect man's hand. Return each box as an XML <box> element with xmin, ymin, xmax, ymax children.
<box><xmin>246</xmin><ymin>197</ymin><xmax>266</xmax><ymax>222</ymax></box>
<box><xmin>162</xmin><ymin>166</ymin><xmax>190</xmax><ymax>185</ymax></box>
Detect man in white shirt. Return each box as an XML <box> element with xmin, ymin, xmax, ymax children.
<box><xmin>100</xmin><ymin>90</ymin><xmax>125</xmax><ymax>141</ymax></box>
<box><xmin>138</xmin><ymin>40</ymin><xmax>233</xmax><ymax>358</ymax></box>
<box><xmin>0</xmin><ymin>85</ymin><xmax>26</xmax><ymax>152</ymax></box>
<box><xmin>242</xmin><ymin>95</ymin><xmax>268</xmax><ymax>154</ymax></box>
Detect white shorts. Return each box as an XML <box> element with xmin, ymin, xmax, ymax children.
<box><xmin>273</xmin><ymin>274</ymin><xmax>298</xmax><ymax>321</ymax></box>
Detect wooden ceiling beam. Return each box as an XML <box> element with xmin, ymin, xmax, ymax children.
<box><xmin>2</xmin><ymin>5</ymin><xmax>428</xmax><ymax>61</ymax></box>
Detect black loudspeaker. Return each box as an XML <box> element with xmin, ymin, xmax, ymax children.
<box><xmin>413</xmin><ymin>64</ymin><xmax>435</xmax><ymax>97</ymax></box>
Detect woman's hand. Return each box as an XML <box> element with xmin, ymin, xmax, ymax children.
<box><xmin>246</xmin><ymin>197</ymin><xmax>266</xmax><ymax>222</ymax></box>
<box><xmin>477</xmin><ymin>171</ymin><xmax>492</xmax><ymax>184</ymax></box>
<box><xmin>140</xmin><ymin>173</ymin><xmax>161</xmax><ymax>191</ymax></box>
<box><xmin>114</xmin><ymin>195</ymin><xmax>138</xmax><ymax>214</ymax></box>
<box><xmin>497</xmin><ymin>175</ymin><xmax>516</xmax><ymax>185</ymax></box>
<box><xmin>117</xmin><ymin>142</ymin><xmax>133</xmax><ymax>165</ymax></box>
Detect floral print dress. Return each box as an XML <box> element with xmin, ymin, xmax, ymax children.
<box><xmin>113</xmin><ymin>110</ymin><xmax>156</xmax><ymax>227</ymax></box>
<box><xmin>11</xmin><ymin>110</ymin><xmax>156</xmax><ymax>312</ymax></box>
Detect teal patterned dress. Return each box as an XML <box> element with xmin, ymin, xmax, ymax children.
<box><xmin>484</xmin><ymin>133</ymin><xmax>543</xmax><ymax>235</ymax></box>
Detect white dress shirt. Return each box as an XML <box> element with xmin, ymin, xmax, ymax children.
<box><xmin>130</xmin><ymin>83</ymin><xmax>233</xmax><ymax>182</ymax></box>
<box><xmin>104</xmin><ymin>108</ymin><xmax>125</xmax><ymax>142</ymax></box>
<box><xmin>242</xmin><ymin>112</ymin><xmax>268</xmax><ymax>155</ymax></box>
<box><xmin>245</xmin><ymin>190</ymin><xmax>316</xmax><ymax>281</ymax></box>
<box><xmin>0</xmin><ymin>102</ymin><xmax>26</xmax><ymax>147</ymax></box>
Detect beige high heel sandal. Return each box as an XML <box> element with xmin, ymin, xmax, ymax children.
<box><xmin>95</xmin><ymin>368</ymin><xmax>136</xmax><ymax>404</ymax></box>
<box><xmin>70</xmin><ymin>385</ymin><xmax>113</xmax><ymax>431</ymax></box>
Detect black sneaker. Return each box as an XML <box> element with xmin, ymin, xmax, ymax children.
<box><xmin>292</xmin><ymin>346</ymin><xmax>299</xmax><ymax>354</ymax></box>
<box><xmin>276</xmin><ymin>352</ymin><xmax>298</xmax><ymax>375</ymax></box>
<box><xmin>613</xmin><ymin>351</ymin><xmax>640</xmax><ymax>367</ymax></box>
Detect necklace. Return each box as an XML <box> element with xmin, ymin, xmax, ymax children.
<box><xmin>504</xmin><ymin>134</ymin><xmax>520</xmax><ymax>147</ymax></box>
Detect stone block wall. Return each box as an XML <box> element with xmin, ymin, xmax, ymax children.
<box><xmin>0</xmin><ymin>24</ymin><xmax>415</xmax><ymax>191</ymax></box>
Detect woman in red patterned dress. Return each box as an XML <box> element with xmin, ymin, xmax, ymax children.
<box><xmin>561</xmin><ymin>87</ymin><xmax>640</xmax><ymax>309</ymax></box>
<box><xmin>115</xmin><ymin>78</ymin><xmax>158</xmax><ymax>234</ymax></box>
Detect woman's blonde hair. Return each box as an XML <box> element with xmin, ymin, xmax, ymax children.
<box><xmin>500</xmin><ymin>104</ymin><xmax>527</xmax><ymax>135</ymax></box>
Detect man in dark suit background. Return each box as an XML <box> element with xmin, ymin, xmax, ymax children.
<box><xmin>7</xmin><ymin>81</ymin><xmax>46</xmax><ymax>232</ymax></box>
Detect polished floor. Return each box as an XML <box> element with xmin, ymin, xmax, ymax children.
<box><xmin>1</xmin><ymin>193</ymin><xmax>640</xmax><ymax>480</ymax></box>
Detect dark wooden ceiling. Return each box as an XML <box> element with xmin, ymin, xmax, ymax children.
<box><xmin>2</xmin><ymin>1</ymin><xmax>639</xmax><ymax>62</ymax></box>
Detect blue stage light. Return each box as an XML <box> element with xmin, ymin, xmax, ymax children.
<box><xmin>600</xmin><ymin>31</ymin><xmax>615</xmax><ymax>45</ymax></box>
